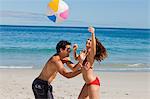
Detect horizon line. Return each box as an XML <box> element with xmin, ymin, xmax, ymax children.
<box><xmin>0</xmin><ymin>24</ymin><xmax>150</xmax><ymax>30</ymax></box>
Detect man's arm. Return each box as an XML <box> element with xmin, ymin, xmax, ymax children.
<box><xmin>54</xmin><ymin>60</ymin><xmax>81</xmax><ymax>79</ymax></box>
<box><xmin>62</xmin><ymin>56</ymin><xmax>82</xmax><ymax>72</ymax></box>
<box><xmin>66</xmin><ymin>61</ymin><xmax>82</xmax><ymax>72</ymax></box>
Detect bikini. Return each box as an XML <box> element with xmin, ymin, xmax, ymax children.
<box><xmin>87</xmin><ymin>77</ymin><xmax>100</xmax><ymax>86</ymax></box>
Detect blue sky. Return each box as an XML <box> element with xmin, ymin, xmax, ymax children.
<box><xmin>0</xmin><ymin>0</ymin><xmax>149</xmax><ymax>28</ymax></box>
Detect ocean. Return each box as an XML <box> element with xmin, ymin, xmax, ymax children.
<box><xmin>0</xmin><ymin>25</ymin><xmax>150</xmax><ymax>72</ymax></box>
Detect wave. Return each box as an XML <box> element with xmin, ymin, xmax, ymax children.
<box><xmin>0</xmin><ymin>47</ymin><xmax>56</xmax><ymax>53</ymax></box>
<box><xmin>97</xmin><ymin>63</ymin><xmax>150</xmax><ymax>67</ymax></box>
<box><xmin>0</xmin><ymin>66</ymin><xmax>33</xmax><ymax>69</ymax></box>
<box><xmin>128</xmin><ymin>63</ymin><xmax>145</xmax><ymax>67</ymax></box>
<box><xmin>95</xmin><ymin>67</ymin><xmax>150</xmax><ymax>72</ymax></box>
<box><xmin>1</xmin><ymin>65</ymin><xmax>150</xmax><ymax>72</ymax></box>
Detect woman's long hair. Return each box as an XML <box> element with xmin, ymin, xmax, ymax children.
<box><xmin>94</xmin><ymin>37</ymin><xmax>108</xmax><ymax>62</ymax></box>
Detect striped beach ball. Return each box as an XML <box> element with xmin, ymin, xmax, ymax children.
<box><xmin>47</xmin><ymin>0</ymin><xmax>69</xmax><ymax>23</ymax></box>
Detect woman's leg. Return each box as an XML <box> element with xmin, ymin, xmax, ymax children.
<box><xmin>78</xmin><ymin>84</ymin><xmax>89</xmax><ymax>99</ymax></box>
<box><xmin>88</xmin><ymin>85</ymin><xmax>100</xmax><ymax>99</ymax></box>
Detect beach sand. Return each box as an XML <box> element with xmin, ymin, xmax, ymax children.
<box><xmin>0</xmin><ymin>69</ymin><xmax>150</xmax><ymax>99</ymax></box>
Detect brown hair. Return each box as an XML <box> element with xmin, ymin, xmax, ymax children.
<box><xmin>56</xmin><ymin>40</ymin><xmax>71</xmax><ymax>53</ymax></box>
<box><xmin>94</xmin><ymin>37</ymin><xmax>108</xmax><ymax>62</ymax></box>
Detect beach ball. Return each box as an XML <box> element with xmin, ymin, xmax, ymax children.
<box><xmin>47</xmin><ymin>0</ymin><xmax>69</xmax><ymax>23</ymax></box>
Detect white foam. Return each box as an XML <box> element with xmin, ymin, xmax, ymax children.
<box><xmin>0</xmin><ymin>66</ymin><xmax>33</xmax><ymax>69</ymax></box>
<box><xmin>95</xmin><ymin>67</ymin><xmax>150</xmax><ymax>72</ymax></box>
<box><xmin>128</xmin><ymin>63</ymin><xmax>143</xmax><ymax>67</ymax></box>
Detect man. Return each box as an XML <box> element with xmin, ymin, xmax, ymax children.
<box><xmin>32</xmin><ymin>40</ymin><xmax>82</xmax><ymax>99</ymax></box>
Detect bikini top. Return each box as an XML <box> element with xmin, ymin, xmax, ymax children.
<box><xmin>81</xmin><ymin>50</ymin><xmax>93</xmax><ymax>69</ymax></box>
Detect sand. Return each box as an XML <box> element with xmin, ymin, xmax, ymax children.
<box><xmin>0</xmin><ymin>69</ymin><xmax>150</xmax><ymax>99</ymax></box>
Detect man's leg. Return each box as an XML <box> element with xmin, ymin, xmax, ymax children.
<box><xmin>32</xmin><ymin>78</ymin><xmax>48</xmax><ymax>99</ymax></box>
<box><xmin>47</xmin><ymin>84</ymin><xmax>54</xmax><ymax>99</ymax></box>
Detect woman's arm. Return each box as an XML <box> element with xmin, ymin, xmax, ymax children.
<box><xmin>88</xmin><ymin>26</ymin><xmax>96</xmax><ymax>57</ymax></box>
<box><xmin>73</xmin><ymin>44</ymin><xmax>79</xmax><ymax>61</ymax></box>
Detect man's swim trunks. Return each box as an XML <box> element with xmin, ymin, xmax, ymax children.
<box><xmin>32</xmin><ymin>78</ymin><xmax>54</xmax><ymax>99</ymax></box>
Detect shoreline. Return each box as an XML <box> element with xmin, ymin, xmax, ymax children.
<box><xmin>0</xmin><ymin>67</ymin><xmax>150</xmax><ymax>72</ymax></box>
<box><xmin>0</xmin><ymin>69</ymin><xmax>150</xmax><ymax>99</ymax></box>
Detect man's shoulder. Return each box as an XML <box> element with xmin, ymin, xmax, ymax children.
<box><xmin>51</xmin><ymin>55</ymin><xmax>61</xmax><ymax>63</ymax></box>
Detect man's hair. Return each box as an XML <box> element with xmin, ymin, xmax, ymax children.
<box><xmin>56</xmin><ymin>40</ymin><xmax>71</xmax><ymax>53</ymax></box>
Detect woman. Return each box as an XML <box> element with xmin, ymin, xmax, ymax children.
<box><xmin>73</xmin><ymin>26</ymin><xmax>107</xmax><ymax>99</ymax></box>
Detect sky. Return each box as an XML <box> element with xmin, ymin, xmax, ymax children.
<box><xmin>0</xmin><ymin>0</ymin><xmax>149</xmax><ymax>28</ymax></box>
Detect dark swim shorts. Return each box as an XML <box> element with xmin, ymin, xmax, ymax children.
<box><xmin>32</xmin><ymin>78</ymin><xmax>54</xmax><ymax>99</ymax></box>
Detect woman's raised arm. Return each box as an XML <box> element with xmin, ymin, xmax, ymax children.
<box><xmin>88</xmin><ymin>26</ymin><xmax>96</xmax><ymax>57</ymax></box>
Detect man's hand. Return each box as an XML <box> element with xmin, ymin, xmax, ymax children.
<box><xmin>54</xmin><ymin>60</ymin><xmax>81</xmax><ymax>79</ymax></box>
<box><xmin>62</xmin><ymin>57</ymin><xmax>70</xmax><ymax>61</ymax></box>
<box><xmin>83</xmin><ymin>62</ymin><xmax>92</xmax><ymax>70</ymax></box>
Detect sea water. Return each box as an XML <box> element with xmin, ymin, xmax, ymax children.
<box><xmin>0</xmin><ymin>25</ymin><xmax>150</xmax><ymax>72</ymax></box>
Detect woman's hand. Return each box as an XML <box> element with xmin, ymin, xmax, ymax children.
<box><xmin>78</xmin><ymin>51</ymin><xmax>86</xmax><ymax>64</ymax></box>
<box><xmin>73</xmin><ymin>44</ymin><xmax>78</xmax><ymax>51</ymax></box>
<box><xmin>88</xmin><ymin>26</ymin><xmax>95</xmax><ymax>33</ymax></box>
